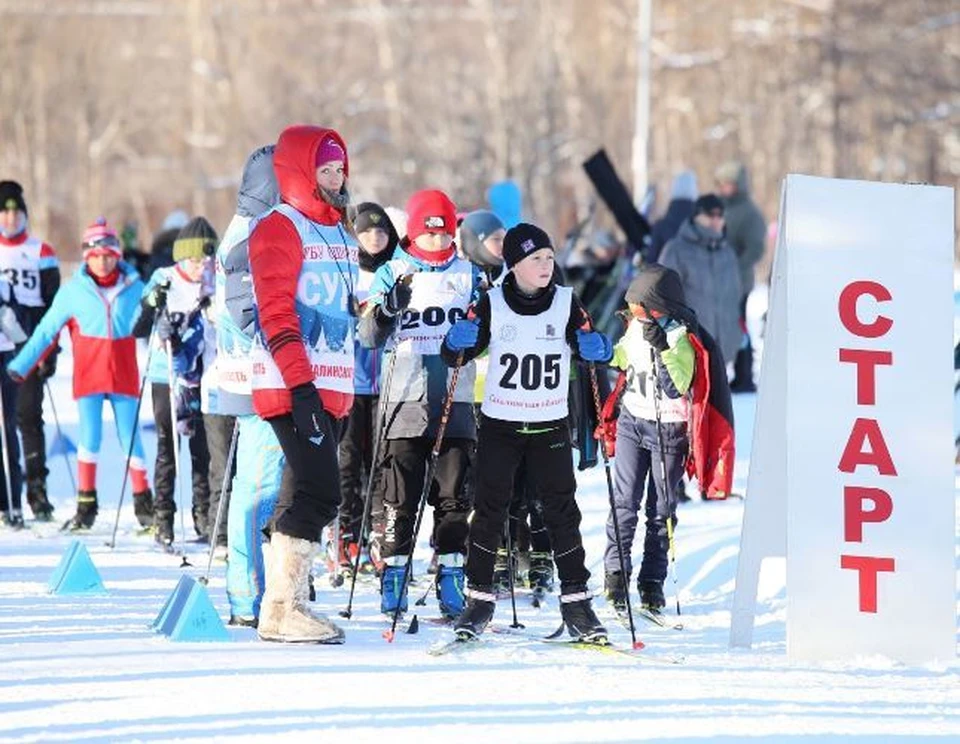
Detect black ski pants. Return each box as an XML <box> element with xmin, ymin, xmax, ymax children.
<box><xmin>377</xmin><ymin>436</ymin><xmax>470</xmax><ymax>559</ymax></box>
<box><xmin>204</xmin><ymin>413</ymin><xmax>236</xmax><ymax>546</ymax></box>
<box><xmin>16</xmin><ymin>368</ymin><xmax>46</xmax><ymax>483</ymax></box>
<box><xmin>0</xmin><ymin>355</ymin><xmax>22</xmax><ymax>514</ymax></box>
<box><xmin>152</xmin><ymin>382</ymin><xmax>210</xmax><ymax>517</ymax></box>
<box><xmin>267</xmin><ymin>411</ymin><xmax>341</xmax><ymax>543</ymax></box>
<box><xmin>467</xmin><ymin>415</ymin><xmax>588</xmax><ymax>590</ymax></box>
<box><xmin>337</xmin><ymin>393</ymin><xmax>380</xmax><ymax>543</ymax></box>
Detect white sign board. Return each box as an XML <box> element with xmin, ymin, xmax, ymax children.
<box><xmin>731</xmin><ymin>174</ymin><xmax>956</xmax><ymax>663</ymax></box>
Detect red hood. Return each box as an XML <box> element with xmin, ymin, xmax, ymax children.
<box><xmin>273</xmin><ymin>125</ymin><xmax>349</xmax><ymax>225</ymax></box>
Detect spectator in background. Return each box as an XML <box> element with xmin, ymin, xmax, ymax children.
<box><xmin>645</xmin><ymin>170</ymin><xmax>698</xmax><ymax>264</ymax></box>
<box><xmin>659</xmin><ymin>194</ymin><xmax>742</xmax><ymax>367</ymax></box>
<box><xmin>715</xmin><ymin>161</ymin><xmax>766</xmax><ymax>393</ymax></box>
<box><xmin>147</xmin><ymin>210</ymin><xmax>189</xmax><ymax>275</ymax></box>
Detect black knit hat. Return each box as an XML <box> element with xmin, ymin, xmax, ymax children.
<box><xmin>693</xmin><ymin>193</ymin><xmax>724</xmax><ymax>217</ymax></box>
<box><xmin>354</xmin><ymin>202</ymin><xmax>396</xmax><ymax>237</ymax></box>
<box><xmin>502</xmin><ymin>222</ymin><xmax>553</xmax><ymax>270</ymax></box>
<box><xmin>173</xmin><ymin>216</ymin><xmax>218</xmax><ymax>262</ymax></box>
<box><xmin>0</xmin><ymin>180</ymin><xmax>26</xmax><ymax>215</ymax></box>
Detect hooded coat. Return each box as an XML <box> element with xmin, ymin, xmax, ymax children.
<box><xmin>659</xmin><ymin>219</ymin><xmax>742</xmax><ymax>365</ymax></box>
<box><xmin>718</xmin><ymin>163</ymin><xmax>766</xmax><ymax>297</ymax></box>
<box><xmin>622</xmin><ymin>264</ymin><xmax>735</xmax><ymax>498</ymax></box>
<box><xmin>248</xmin><ymin>125</ymin><xmax>358</xmax><ymax>420</ymax></box>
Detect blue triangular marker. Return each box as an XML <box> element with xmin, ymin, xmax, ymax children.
<box><xmin>152</xmin><ymin>575</ymin><xmax>229</xmax><ymax>642</ymax></box>
<box><xmin>48</xmin><ymin>430</ymin><xmax>77</xmax><ymax>457</ymax></box>
<box><xmin>48</xmin><ymin>540</ymin><xmax>107</xmax><ymax>595</ymax></box>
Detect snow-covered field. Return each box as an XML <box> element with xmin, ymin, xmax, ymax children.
<box><xmin>0</xmin><ymin>354</ymin><xmax>957</xmax><ymax>743</ymax></box>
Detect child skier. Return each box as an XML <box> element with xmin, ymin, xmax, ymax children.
<box><xmin>0</xmin><ymin>180</ymin><xmax>60</xmax><ymax>522</ymax></box>
<box><xmin>458</xmin><ymin>208</ymin><xmax>554</xmax><ymax>598</ymax></box>
<box><xmin>135</xmin><ymin>217</ymin><xmax>217</xmax><ymax>548</ymax></box>
<box><xmin>328</xmin><ymin>202</ymin><xmax>399</xmax><ymax>578</ymax></box>
<box><xmin>358</xmin><ymin>189</ymin><xmax>479</xmax><ymax>619</ymax></box>
<box><xmin>441</xmin><ymin>222</ymin><xmax>612</xmax><ymax>641</ymax></box>
<box><xmin>598</xmin><ymin>264</ymin><xmax>734</xmax><ymax>615</ymax></box>
<box><xmin>8</xmin><ymin>218</ymin><xmax>153</xmax><ymax>531</ymax></box>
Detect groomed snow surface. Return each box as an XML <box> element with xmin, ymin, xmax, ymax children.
<box><xmin>1</xmin><ymin>364</ymin><xmax>957</xmax><ymax>743</ymax></box>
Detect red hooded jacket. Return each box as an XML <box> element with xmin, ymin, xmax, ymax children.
<box><xmin>248</xmin><ymin>125</ymin><xmax>354</xmax><ymax>419</ymax></box>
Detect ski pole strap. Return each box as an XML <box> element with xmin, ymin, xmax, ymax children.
<box><xmin>431</xmin><ymin>350</ymin><xmax>464</xmax><ymax>457</ymax></box>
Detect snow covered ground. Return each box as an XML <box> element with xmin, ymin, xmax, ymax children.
<box><xmin>0</xmin><ymin>351</ymin><xmax>957</xmax><ymax>743</ymax></box>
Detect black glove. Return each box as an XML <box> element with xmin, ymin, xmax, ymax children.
<box><xmin>290</xmin><ymin>382</ymin><xmax>326</xmax><ymax>446</ymax></box>
<box><xmin>382</xmin><ymin>275</ymin><xmax>412</xmax><ymax>317</ymax></box>
<box><xmin>157</xmin><ymin>310</ymin><xmax>184</xmax><ymax>351</ymax></box>
<box><xmin>642</xmin><ymin>320</ymin><xmax>669</xmax><ymax>352</ymax></box>
<box><xmin>145</xmin><ymin>279</ymin><xmax>170</xmax><ymax>310</ymax></box>
<box><xmin>38</xmin><ymin>349</ymin><xmax>59</xmax><ymax>381</ymax></box>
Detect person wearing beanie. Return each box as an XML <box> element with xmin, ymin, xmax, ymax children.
<box><xmin>646</xmin><ymin>169</ymin><xmax>699</xmax><ymax>263</ymax></box>
<box><xmin>8</xmin><ymin>218</ymin><xmax>152</xmax><ymax>532</ymax></box>
<box><xmin>595</xmin><ymin>264</ymin><xmax>734</xmax><ymax>619</ymax></box>
<box><xmin>247</xmin><ymin>124</ymin><xmax>357</xmax><ymax>644</ymax></box>
<box><xmin>457</xmin><ymin>210</ymin><xmax>506</xmax><ymax>287</ymax></box>
<box><xmin>659</xmin><ymin>193</ymin><xmax>742</xmax><ymax>367</ymax></box>
<box><xmin>438</xmin><ymin>221</ymin><xmax>612</xmax><ymax>642</ymax></box>
<box><xmin>358</xmin><ymin>188</ymin><xmax>480</xmax><ymax>619</ymax></box>
<box><xmin>133</xmin><ymin>216</ymin><xmax>217</xmax><ymax>548</ymax></box>
<box><xmin>325</xmin><ymin>201</ymin><xmax>399</xmax><ymax>578</ymax></box>
<box><xmin>715</xmin><ymin>160</ymin><xmax>766</xmax><ymax>392</ymax></box>
<box><xmin>0</xmin><ymin>180</ymin><xmax>61</xmax><ymax>523</ymax></box>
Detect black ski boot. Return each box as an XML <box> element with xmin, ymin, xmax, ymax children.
<box><xmin>604</xmin><ymin>571</ymin><xmax>628</xmax><ymax>613</ymax></box>
<box><xmin>133</xmin><ymin>489</ymin><xmax>154</xmax><ymax>529</ymax></box>
<box><xmin>154</xmin><ymin>512</ymin><xmax>175</xmax><ymax>549</ymax></box>
<box><xmin>528</xmin><ymin>551</ymin><xmax>555</xmax><ymax>593</ymax></box>
<box><xmin>453</xmin><ymin>587</ymin><xmax>497</xmax><ymax>639</ymax></box>
<box><xmin>192</xmin><ymin>503</ymin><xmax>210</xmax><ymax>541</ymax></box>
<box><xmin>2</xmin><ymin>510</ymin><xmax>25</xmax><ymax>529</ymax></box>
<box><xmin>26</xmin><ymin>478</ymin><xmax>54</xmax><ymax>522</ymax></box>
<box><xmin>559</xmin><ymin>585</ymin><xmax>607</xmax><ymax>643</ymax></box>
<box><xmin>639</xmin><ymin>579</ymin><xmax>666</xmax><ymax>611</ymax></box>
<box><xmin>63</xmin><ymin>491</ymin><xmax>98</xmax><ymax>531</ymax></box>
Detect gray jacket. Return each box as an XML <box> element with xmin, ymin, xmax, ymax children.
<box><xmin>659</xmin><ymin>219</ymin><xmax>742</xmax><ymax>365</ymax></box>
<box><xmin>719</xmin><ymin>164</ymin><xmax>766</xmax><ymax>297</ymax></box>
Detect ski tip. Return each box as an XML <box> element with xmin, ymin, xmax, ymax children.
<box><xmin>406</xmin><ymin>615</ymin><xmax>420</xmax><ymax>634</ymax></box>
<box><xmin>632</xmin><ymin>640</ymin><xmax>646</xmax><ymax>650</ymax></box>
<box><xmin>382</xmin><ymin>630</ymin><xmax>395</xmax><ymax>643</ymax></box>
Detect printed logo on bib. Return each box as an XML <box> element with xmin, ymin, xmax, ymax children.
<box><xmin>499</xmin><ymin>325</ymin><xmax>518</xmax><ymax>342</ymax></box>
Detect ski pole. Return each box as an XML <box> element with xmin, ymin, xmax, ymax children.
<box><xmin>0</xmin><ymin>374</ymin><xmax>17</xmax><ymax>526</ymax></box>
<box><xmin>588</xmin><ymin>360</ymin><xmax>643</xmax><ymax>649</ymax></box>
<box><xmin>106</xmin><ymin>325</ymin><xmax>158</xmax><ymax>548</ymax></box>
<box><xmin>504</xmin><ymin>514</ymin><xmax>525</xmax><ymax>629</ymax></box>
<box><xmin>44</xmin><ymin>379</ymin><xmax>78</xmax><ymax>496</ymax></box>
<box><xmin>649</xmin><ymin>347</ymin><xmax>681</xmax><ymax>617</ymax></box>
<box><xmin>198</xmin><ymin>416</ymin><xmax>239</xmax><ymax>586</ymax></box>
<box><xmin>165</xmin><ymin>339</ymin><xmax>191</xmax><ymax>568</ymax></box>
<box><xmin>384</xmin><ymin>350</ymin><xmax>464</xmax><ymax>643</ymax></box>
<box><xmin>341</xmin><ymin>348</ymin><xmax>398</xmax><ymax>619</ymax></box>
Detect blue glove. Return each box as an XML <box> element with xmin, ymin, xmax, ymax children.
<box><xmin>445</xmin><ymin>319</ymin><xmax>479</xmax><ymax>352</ymax></box>
<box><xmin>576</xmin><ymin>330</ymin><xmax>612</xmax><ymax>363</ymax></box>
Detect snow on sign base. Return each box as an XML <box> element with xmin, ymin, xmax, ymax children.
<box><xmin>733</xmin><ymin>174</ymin><xmax>956</xmax><ymax>663</ymax></box>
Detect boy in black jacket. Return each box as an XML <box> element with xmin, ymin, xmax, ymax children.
<box><xmin>441</xmin><ymin>223</ymin><xmax>613</xmax><ymax>641</ymax></box>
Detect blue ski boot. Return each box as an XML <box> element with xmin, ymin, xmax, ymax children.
<box><xmin>436</xmin><ymin>555</ymin><xmax>465</xmax><ymax>618</ymax></box>
<box><xmin>380</xmin><ymin>562</ymin><xmax>408</xmax><ymax>615</ymax></box>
